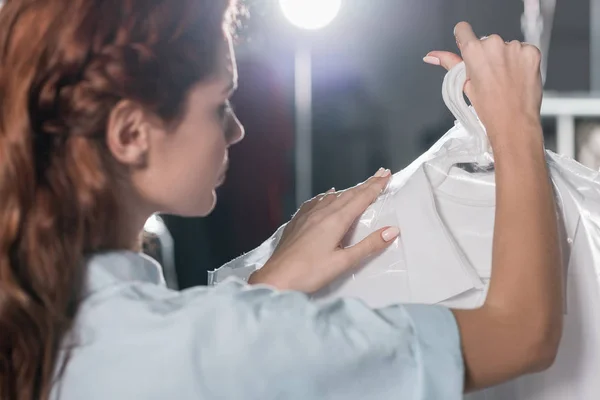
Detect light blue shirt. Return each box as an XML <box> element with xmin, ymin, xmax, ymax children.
<box><xmin>51</xmin><ymin>251</ymin><xmax>464</xmax><ymax>399</ymax></box>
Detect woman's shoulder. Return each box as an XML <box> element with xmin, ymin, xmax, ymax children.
<box><xmin>80</xmin><ymin>251</ymin><xmax>251</xmax><ymax>320</ymax></box>
<box><xmin>56</xmin><ymin>251</ymin><xmax>464</xmax><ymax>400</ymax></box>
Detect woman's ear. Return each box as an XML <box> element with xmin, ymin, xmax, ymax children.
<box><xmin>106</xmin><ymin>100</ymin><xmax>155</xmax><ymax>168</ymax></box>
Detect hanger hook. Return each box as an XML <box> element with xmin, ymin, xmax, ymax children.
<box><xmin>442</xmin><ymin>62</ymin><xmax>490</xmax><ymax>154</ymax></box>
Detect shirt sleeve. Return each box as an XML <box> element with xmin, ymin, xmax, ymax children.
<box><xmin>60</xmin><ymin>279</ymin><xmax>464</xmax><ymax>400</ymax></box>
<box><xmin>186</xmin><ymin>280</ymin><xmax>464</xmax><ymax>399</ymax></box>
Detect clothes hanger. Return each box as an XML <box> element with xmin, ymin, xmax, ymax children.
<box><xmin>427</xmin><ymin>62</ymin><xmax>495</xmax><ymax>187</ymax></box>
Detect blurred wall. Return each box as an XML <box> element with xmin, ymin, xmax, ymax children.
<box><xmin>322</xmin><ymin>0</ymin><xmax>589</xmax><ymax>170</ymax></box>
<box><xmin>247</xmin><ymin>0</ymin><xmax>589</xmax><ymax>170</ymax></box>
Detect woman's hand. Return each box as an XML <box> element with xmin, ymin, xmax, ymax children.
<box><xmin>424</xmin><ymin>22</ymin><xmax>543</xmax><ymax>150</ymax></box>
<box><xmin>425</xmin><ymin>23</ymin><xmax>561</xmax><ymax>391</ymax></box>
<box><xmin>248</xmin><ymin>168</ymin><xmax>400</xmax><ymax>293</ymax></box>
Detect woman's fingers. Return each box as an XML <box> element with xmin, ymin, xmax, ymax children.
<box><xmin>298</xmin><ymin>188</ymin><xmax>336</xmax><ymax>215</ymax></box>
<box><xmin>424</xmin><ymin>50</ymin><xmax>473</xmax><ymax>99</ymax></box>
<box><xmin>423</xmin><ymin>51</ymin><xmax>463</xmax><ymax>71</ymax></box>
<box><xmin>335</xmin><ymin>226</ymin><xmax>400</xmax><ymax>274</ymax></box>
<box><xmin>422</xmin><ymin>22</ymin><xmax>483</xmax><ymax>101</ymax></box>
<box><xmin>454</xmin><ymin>21</ymin><xmax>479</xmax><ymax>52</ymax></box>
<box><xmin>331</xmin><ymin>170</ymin><xmax>391</xmax><ymax>225</ymax></box>
<box><xmin>328</xmin><ymin>168</ymin><xmax>388</xmax><ymax>208</ymax></box>
<box><xmin>312</xmin><ymin>188</ymin><xmax>338</xmax><ymax>212</ymax></box>
<box><xmin>252</xmin><ymin>170</ymin><xmax>400</xmax><ymax>293</ymax></box>
<box><xmin>295</xmin><ymin>168</ymin><xmax>390</xmax><ymax>231</ymax></box>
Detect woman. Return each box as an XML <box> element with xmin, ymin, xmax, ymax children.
<box><xmin>0</xmin><ymin>0</ymin><xmax>561</xmax><ymax>399</ymax></box>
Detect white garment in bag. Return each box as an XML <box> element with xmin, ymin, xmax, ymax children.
<box><xmin>209</xmin><ymin>63</ymin><xmax>600</xmax><ymax>399</ymax></box>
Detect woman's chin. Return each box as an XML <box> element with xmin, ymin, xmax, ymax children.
<box><xmin>173</xmin><ymin>191</ymin><xmax>217</xmax><ymax>218</ymax></box>
<box><xmin>197</xmin><ymin>190</ymin><xmax>218</xmax><ymax>217</ymax></box>
<box><xmin>164</xmin><ymin>189</ymin><xmax>219</xmax><ymax>217</ymax></box>
<box><xmin>207</xmin><ymin>189</ymin><xmax>218</xmax><ymax>213</ymax></box>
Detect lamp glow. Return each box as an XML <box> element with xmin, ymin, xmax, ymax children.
<box><xmin>279</xmin><ymin>0</ymin><xmax>342</xmax><ymax>30</ymax></box>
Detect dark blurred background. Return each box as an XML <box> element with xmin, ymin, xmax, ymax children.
<box><xmin>150</xmin><ymin>0</ymin><xmax>592</xmax><ymax>289</ymax></box>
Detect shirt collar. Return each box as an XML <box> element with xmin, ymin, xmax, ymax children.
<box><xmin>84</xmin><ymin>251</ymin><xmax>166</xmax><ymax>297</ymax></box>
<box><xmin>394</xmin><ymin>166</ymin><xmax>485</xmax><ymax>304</ymax></box>
<box><xmin>397</xmin><ymin>157</ymin><xmax>581</xmax><ymax>305</ymax></box>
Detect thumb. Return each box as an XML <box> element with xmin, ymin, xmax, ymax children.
<box><xmin>424</xmin><ymin>51</ymin><xmax>473</xmax><ymax>100</ymax></box>
<box><xmin>338</xmin><ymin>226</ymin><xmax>400</xmax><ymax>270</ymax></box>
<box><xmin>424</xmin><ymin>51</ymin><xmax>463</xmax><ymax>71</ymax></box>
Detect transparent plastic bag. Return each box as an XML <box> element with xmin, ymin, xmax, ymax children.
<box><xmin>209</xmin><ymin>63</ymin><xmax>495</xmax><ymax>307</ymax></box>
<box><xmin>209</xmin><ymin>62</ymin><xmax>600</xmax><ymax>398</ymax></box>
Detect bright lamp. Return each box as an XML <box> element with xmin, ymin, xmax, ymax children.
<box><xmin>279</xmin><ymin>0</ymin><xmax>342</xmax><ymax>30</ymax></box>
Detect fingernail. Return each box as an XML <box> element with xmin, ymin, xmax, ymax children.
<box><xmin>374</xmin><ymin>167</ymin><xmax>385</xmax><ymax>177</ymax></box>
<box><xmin>326</xmin><ymin>187</ymin><xmax>335</xmax><ymax>193</ymax></box>
<box><xmin>423</xmin><ymin>56</ymin><xmax>440</xmax><ymax>65</ymax></box>
<box><xmin>382</xmin><ymin>227</ymin><xmax>400</xmax><ymax>242</ymax></box>
<box><xmin>382</xmin><ymin>169</ymin><xmax>391</xmax><ymax>177</ymax></box>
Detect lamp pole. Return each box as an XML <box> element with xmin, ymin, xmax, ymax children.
<box><xmin>294</xmin><ymin>45</ymin><xmax>313</xmax><ymax>207</ymax></box>
<box><xmin>279</xmin><ymin>0</ymin><xmax>342</xmax><ymax>207</ymax></box>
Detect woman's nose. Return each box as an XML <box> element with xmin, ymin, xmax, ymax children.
<box><xmin>226</xmin><ymin>111</ymin><xmax>245</xmax><ymax>146</ymax></box>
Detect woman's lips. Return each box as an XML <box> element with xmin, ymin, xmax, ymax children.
<box><xmin>216</xmin><ymin>161</ymin><xmax>229</xmax><ymax>187</ymax></box>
